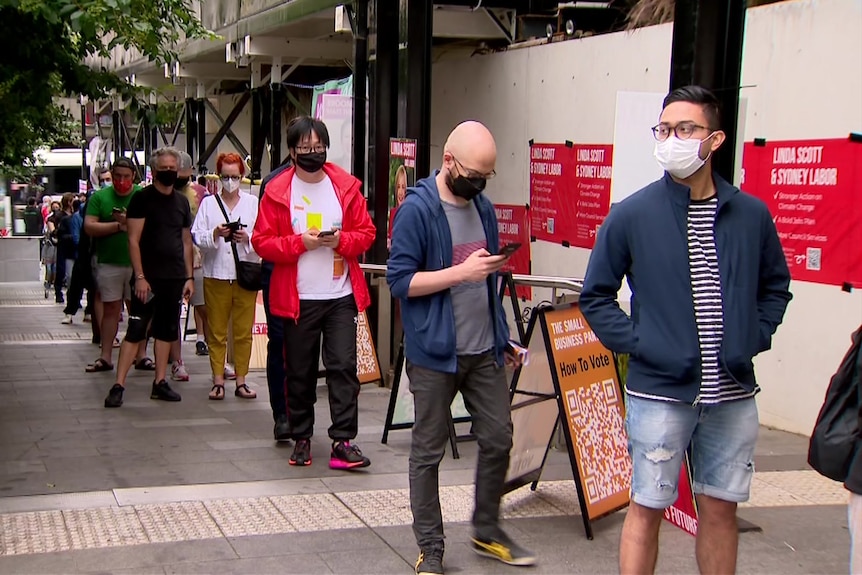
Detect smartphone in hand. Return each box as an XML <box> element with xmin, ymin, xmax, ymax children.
<box><xmin>317</xmin><ymin>230</ymin><xmax>336</xmax><ymax>237</ymax></box>
<box><xmin>498</xmin><ymin>242</ymin><xmax>522</xmax><ymax>257</ymax></box>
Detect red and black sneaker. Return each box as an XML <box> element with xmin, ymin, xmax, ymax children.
<box><xmin>289</xmin><ymin>439</ymin><xmax>312</xmax><ymax>466</ymax></box>
<box><xmin>329</xmin><ymin>441</ymin><xmax>371</xmax><ymax>470</ymax></box>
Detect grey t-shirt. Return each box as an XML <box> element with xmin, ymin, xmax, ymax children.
<box><xmin>443</xmin><ymin>200</ymin><xmax>494</xmax><ymax>355</ymax></box>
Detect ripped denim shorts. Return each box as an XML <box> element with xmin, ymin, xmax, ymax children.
<box><xmin>625</xmin><ymin>394</ymin><xmax>759</xmax><ymax>509</ymax></box>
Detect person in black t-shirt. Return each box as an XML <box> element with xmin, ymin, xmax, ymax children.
<box><xmin>104</xmin><ymin>147</ymin><xmax>194</xmax><ymax>408</ymax></box>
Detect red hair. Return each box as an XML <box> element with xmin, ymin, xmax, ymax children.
<box><xmin>216</xmin><ymin>152</ymin><xmax>246</xmax><ymax>176</ymax></box>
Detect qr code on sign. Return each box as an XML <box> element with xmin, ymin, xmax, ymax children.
<box><xmin>564</xmin><ymin>379</ymin><xmax>632</xmax><ymax>505</ymax></box>
<box><xmin>806</xmin><ymin>247</ymin><xmax>821</xmax><ymax>271</ymax></box>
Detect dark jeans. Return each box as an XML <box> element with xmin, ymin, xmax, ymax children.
<box><xmin>63</xmin><ymin>253</ymin><xmax>94</xmax><ymax>316</ymax></box>
<box><xmin>261</xmin><ymin>264</ymin><xmax>286</xmax><ymax>423</ymax></box>
<box><xmin>282</xmin><ymin>294</ymin><xmax>359</xmax><ymax>441</ymax></box>
<box><xmin>54</xmin><ymin>246</ymin><xmax>70</xmax><ymax>301</ymax></box>
<box><xmin>406</xmin><ymin>352</ymin><xmax>514</xmax><ymax>547</ymax></box>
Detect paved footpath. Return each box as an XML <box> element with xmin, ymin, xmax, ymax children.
<box><xmin>0</xmin><ymin>282</ymin><xmax>852</xmax><ymax>574</ymax></box>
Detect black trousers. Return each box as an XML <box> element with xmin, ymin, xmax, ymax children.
<box><xmin>283</xmin><ymin>294</ymin><xmax>359</xmax><ymax>441</ymax></box>
<box><xmin>261</xmin><ymin>265</ymin><xmax>286</xmax><ymax>423</ymax></box>
<box><xmin>63</xmin><ymin>252</ymin><xmax>94</xmax><ymax>317</ymax></box>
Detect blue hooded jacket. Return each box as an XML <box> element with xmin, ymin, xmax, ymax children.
<box><xmin>580</xmin><ymin>172</ymin><xmax>792</xmax><ymax>404</ymax></box>
<box><xmin>387</xmin><ymin>171</ymin><xmax>510</xmax><ymax>374</ymax></box>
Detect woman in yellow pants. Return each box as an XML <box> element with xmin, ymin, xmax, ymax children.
<box><xmin>190</xmin><ymin>152</ymin><xmax>260</xmax><ymax>400</ymax></box>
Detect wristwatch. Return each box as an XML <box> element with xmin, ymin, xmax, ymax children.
<box><xmin>135</xmin><ymin>273</ymin><xmax>145</xmax><ymax>280</ymax></box>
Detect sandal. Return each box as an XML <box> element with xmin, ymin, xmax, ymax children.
<box><xmin>113</xmin><ymin>337</ymin><xmax>121</xmax><ymax>349</ymax></box>
<box><xmin>135</xmin><ymin>357</ymin><xmax>156</xmax><ymax>371</ymax></box>
<box><xmin>85</xmin><ymin>358</ymin><xmax>113</xmax><ymax>372</ymax></box>
<box><xmin>235</xmin><ymin>384</ymin><xmax>257</xmax><ymax>399</ymax></box>
<box><xmin>208</xmin><ymin>384</ymin><xmax>225</xmax><ymax>401</ymax></box>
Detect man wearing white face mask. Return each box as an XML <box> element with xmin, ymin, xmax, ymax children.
<box><xmin>580</xmin><ymin>86</ymin><xmax>792</xmax><ymax>575</ymax></box>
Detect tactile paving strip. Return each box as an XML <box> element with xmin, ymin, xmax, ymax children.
<box><xmin>135</xmin><ymin>501</ymin><xmax>222</xmax><ymax>543</ymax></box>
<box><xmin>0</xmin><ymin>470</ymin><xmax>849</xmax><ymax>557</ymax></box>
<box><xmin>62</xmin><ymin>507</ymin><xmax>149</xmax><ymax>550</ymax></box>
<box><xmin>270</xmin><ymin>494</ymin><xmax>364</xmax><ymax>532</ymax></box>
<box><xmin>203</xmin><ymin>497</ymin><xmax>295</xmax><ymax>537</ymax></box>
<box><xmin>336</xmin><ymin>488</ymin><xmax>414</xmax><ymax>527</ymax></box>
<box><xmin>749</xmin><ymin>470</ymin><xmax>847</xmax><ymax>506</ymax></box>
<box><xmin>500</xmin><ymin>485</ymin><xmax>569</xmax><ymax>519</ymax></box>
<box><xmin>0</xmin><ymin>510</ymin><xmax>72</xmax><ymax>555</ymax></box>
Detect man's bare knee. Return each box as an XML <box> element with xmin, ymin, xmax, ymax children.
<box><xmin>627</xmin><ymin>501</ymin><xmax>665</xmax><ymax>530</ymax></box>
<box><xmin>696</xmin><ymin>494</ymin><xmax>738</xmax><ymax>524</ymax></box>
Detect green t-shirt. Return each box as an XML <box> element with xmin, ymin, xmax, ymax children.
<box><xmin>85</xmin><ymin>185</ymin><xmax>142</xmax><ymax>265</ymax></box>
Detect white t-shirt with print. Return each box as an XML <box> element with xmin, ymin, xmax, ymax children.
<box><xmin>289</xmin><ymin>175</ymin><xmax>352</xmax><ymax>300</ymax></box>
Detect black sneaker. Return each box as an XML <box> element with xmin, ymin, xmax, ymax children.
<box><xmin>290</xmin><ymin>439</ymin><xmax>312</xmax><ymax>466</ymax></box>
<box><xmin>471</xmin><ymin>531</ymin><xmax>536</xmax><ymax>567</ymax></box>
<box><xmin>329</xmin><ymin>441</ymin><xmax>371</xmax><ymax>470</ymax></box>
<box><xmin>195</xmin><ymin>341</ymin><xmax>209</xmax><ymax>356</ymax></box>
<box><xmin>104</xmin><ymin>384</ymin><xmax>124</xmax><ymax>408</ymax></box>
<box><xmin>274</xmin><ymin>415</ymin><xmax>290</xmax><ymax>442</ymax></box>
<box><xmin>415</xmin><ymin>544</ymin><xmax>444</xmax><ymax>575</ymax></box>
<box><xmin>150</xmin><ymin>379</ymin><xmax>181</xmax><ymax>402</ymax></box>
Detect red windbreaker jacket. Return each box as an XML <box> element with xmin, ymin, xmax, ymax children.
<box><xmin>251</xmin><ymin>163</ymin><xmax>375</xmax><ymax>320</ymax></box>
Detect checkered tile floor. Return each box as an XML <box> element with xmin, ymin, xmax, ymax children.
<box><xmin>0</xmin><ymin>470</ymin><xmax>846</xmax><ymax>557</ymax></box>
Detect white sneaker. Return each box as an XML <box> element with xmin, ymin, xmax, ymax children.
<box><xmin>224</xmin><ymin>363</ymin><xmax>237</xmax><ymax>380</ymax></box>
<box><xmin>61</xmin><ymin>315</ymin><xmax>73</xmax><ymax>325</ymax></box>
<box><xmin>171</xmin><ymin>360</ymin><xmax>190</xmax><ymax>382</ymax></box>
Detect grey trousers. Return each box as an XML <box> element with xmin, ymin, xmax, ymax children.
<box><xmin>407</xmin><ymin>351</ymin><xmax>514</xmax><ymax>548</ymax></box>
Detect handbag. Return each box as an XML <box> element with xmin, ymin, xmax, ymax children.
<box><xmin>213</xmin><ymin>194</ymin><xmax>262</xmax><ymax>292</ymax></box>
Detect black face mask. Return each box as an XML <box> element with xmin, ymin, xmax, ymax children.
<box><xmin>446</xmin><ymin>169</ymin><xmax>486</xmax><ymax>201</ymax></box>
<box><xmin>295</xmin><ymin>152</ymin><xmax>326</xmax><ymax>174</ymax></box>
<box><xmin>155</xmin><ymin>170</ymin><xmax>178</xmax><ymax>187</ymax></box>
<box><xmin>174</xmin><ymin>176</ymin><xmax>190</xmax><ymax>190</ymax></box>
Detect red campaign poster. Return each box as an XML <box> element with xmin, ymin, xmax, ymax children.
<box><xmin>663</xmin><ymin>458</ymin><xmax>698</xmax><ymax>537</ymax></box>
<box><xmin>571</xmin><ymin>144</ymin><xmax>613</xmax><ymax>249</ymax></box>
<box><xmin>495</xmin><ymin>204</ymin><xmax>531</xmax><ymax>299</ymax></box>
<box><xmin>742</xmin><ymin>138</ymin><xmax>862</xmax><ymax>287</ymax></box>
<box><xmin>529</xmin><ymin>143</ymin><xmax>576</xmax><ymax>244</ymax></box>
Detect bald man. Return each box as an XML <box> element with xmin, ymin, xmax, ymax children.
<box><xmin>388</xmin><ymin>121</ymin><xmax>536</xmax><ymax>574</ymax></box>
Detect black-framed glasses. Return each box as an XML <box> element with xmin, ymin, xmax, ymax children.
<box><xmin>296</xmin><ymin>145</ymin><xmax>327</xmax><ymax>154</ymax></box>
<box><xmin>651</xmin><ymin>121</ymin><xmax>711</xmax><ymax>141</ymax></box>
<box><xmin>452</xmin><ymin>155</ymin><xmax>496</xmax><ymax>179</ymax></box>
<box><xmin>219</xmin><ymin>175</ymin><xmax>242</xmax><ymax>182</ymax></box>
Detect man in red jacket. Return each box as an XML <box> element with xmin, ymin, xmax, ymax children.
<box><xmin>252</xmin><ymin>116</ymin><xmax>376</xmax><ymax>469</ymax></box>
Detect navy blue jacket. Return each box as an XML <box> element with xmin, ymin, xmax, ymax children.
<box><xmin>387</xmin><ymin>172</ymin><xmax>510</xmax><ymax>373</ymax></box>
<box><xmin>580</xmin><ymin>172</ymin><xmax>792</xmax><ymax>404</ymax></box>
<box><xmin>258</xmin><ymin>160</ymin><xmax>293</xmax><ymax>277</ymax></box>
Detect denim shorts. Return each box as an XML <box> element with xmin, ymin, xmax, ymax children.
<box><xmin>625</xmin><ymin>394</ymin><xmax>759</xmax><ymax>509</ymax></box>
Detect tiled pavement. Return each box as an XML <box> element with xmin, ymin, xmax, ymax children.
<box><xmin>0</xmin><ymin>282</ymin><xmax>853</xmax><ymax>574</ymax></box>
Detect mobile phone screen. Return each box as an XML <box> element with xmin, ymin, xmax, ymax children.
<box><xmin>499</xmin><ymin>242</ymin><xmax>522</xmax><ymax>256</ymax></box>
<box><xmin>318</xmin><ymin>230</ymin><xmax>336</xmax><ymax>237</ymax></box>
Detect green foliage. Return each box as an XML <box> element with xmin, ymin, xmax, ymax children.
<box><xmin>0</xmin><ymin>0</ymin><xmax>213</xmax><ymax>172</ymax></box>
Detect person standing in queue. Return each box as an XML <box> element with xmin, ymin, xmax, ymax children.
<box><xmin>192</xmin><ymin>152</ymin><xmax>260</xmax><ymax>401</ymax></box>
<box><xmin>104</xmin><ymin>147</ymin><xmax>194</xmax><ymax>407</ymax></box>
<box><xmin>387</xmin><ymin>120</ymin><xmax>536</xmax><ymax>575</ymax></box>
<box><xmin>252</xmin><ymin>116</ymin><xmax>375</xmax><ymax>469</ymax></box>
<box><xmin>580</xmin><ymin>86</ymin><xmax>792</xmax><ymax>575</ymax></box>
<box><xmin>257</xmin><ymin>154</ymin><xmax>293</xmax><ymax>442</ymax></box>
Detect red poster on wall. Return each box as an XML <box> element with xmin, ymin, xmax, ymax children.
<box><xmin>530</xmin><ymin>142</ymin><xmax>576</xmax><ymax>245</ymax></box>
<box><xmin>529</xmin><ymin>142</ymin><xmax>613</xmax><ymax>248</ymax></box>
<box><xmin>495</xmin><ymin>204</ymin><xmax>531</xmax><ymax>299</ymax></box>
<box><xmin>663</xmin><ymin>458</ymin><xmax>698</xmax><ymax>537</ymax></box>
<box><xmin>741</xmin><ymin>138</ymin><xmax>862</xmax><ymax>287</ymax></box>
<box><xmin>571</xmin><ymin>144</ymin><xmax>613</xmax><ymax>249</ymax></box>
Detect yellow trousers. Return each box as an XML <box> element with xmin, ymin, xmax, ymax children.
<box><xmin>203</xmin><ymin>278</ymin><xmax>256</xmax><ymax>378</ymax></box>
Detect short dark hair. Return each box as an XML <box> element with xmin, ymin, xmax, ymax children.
<box><xmin>27</xmin><ymin>197</ymin><xmax>36</xmax><ymax>206</ymax></box>
<box><xmin>112</xmin><ymin>157</ymin><xmax>135</xmax><ymax>174</ymax></box>
<box><xmin>286</xmin><ymin>116</ymin><xmax>330</xmax><ymax>150</ymax></box>
<box><xmin>72</xmin><ymin>199</ymin><xmax>81</xmax><ymax>211</ymax></box>
<box><xmin>99</xmin><ymin>165</ymin><xmax>111</xmax><ymax>175</ymax></box>
<box><xmin>663</xmin><ymin>85</ymin><xmax>721</xmax><ymax>130</ymax></box>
